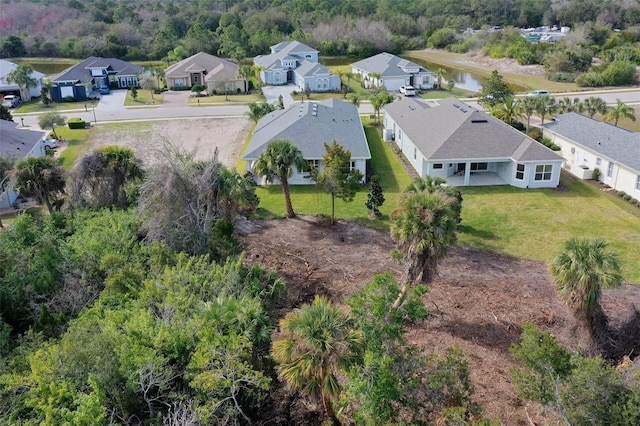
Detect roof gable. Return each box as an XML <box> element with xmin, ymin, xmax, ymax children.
<box><xmin>351</xmin><ymin>52</ymin><xmax>433</xmax><ymax>77</ymax></box>
<box><xmin>52</xmin><ymin>57</ymin><xmax>143</xmax><ymax>84</ymax></box>
<box><xmin>243</xmin><ymin>99</ymin><xmax>371</xmax><ymax>161</ymax></box>
<box><xmin>384</xmin><ymin>97</ymin><xmax>563</xmax><ymax>162</ymax></box>
<box><xmin>0</xmin><ymin>120</ymin><xmax>46</xmax><ymax>158</ymax></box>
<box><xmin>543</xmin><ymin>112</ymin><xmax>640</xmax><ymax>172</ymax></box>
<box><xmin>165</xmin><ymin>52</ymin><xmax>239</xmax><ymax>79</ymax></box>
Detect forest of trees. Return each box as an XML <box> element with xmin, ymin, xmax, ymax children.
<box><xmin>3</xmin><ymin>0</ymin><xmax>640</xmax><ymax>62</ymax></box>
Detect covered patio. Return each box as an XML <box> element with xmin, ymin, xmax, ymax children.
<box><xmin>445</xmin><ymin>172</ymin><xmax>507</xmax><ymax>187</ymax></box>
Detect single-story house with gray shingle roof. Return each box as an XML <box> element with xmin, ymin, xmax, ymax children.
<box><xmin>383</xmin><ymin>97</ymin><xmax>564</xmax><ymax>188</ymax></box>
<box><xmin>164</xmin><ymin>52</ymin><xmax>247</xmax><ymax>94</ymax></box>
<box><xmin>243</xmin><ymin>98</ymin><xmax>370</xmax><ymax>185</ymax></box>
<box><xmin>253</xmin><ymin>41</ymin><xmax>340</xmax><ymax>92</ymax></box>
<box><xmin>351</xmin><ymin>52</ymin><xmax>434</xmax><ymax>92</ymax></box>
<box><xmin>51</xmin><ymin>56</ymin><xmax>144</xmax><ymax>101</ymax></box>
<box><xmin>542</xmin><ymin>112</ymin><xmax>640</xmax><ymax>195</ymax></box>
<box><xmin>0</xmin><ymin>120</ymin><xmax>48</xmax><ymax>208</ymax></box>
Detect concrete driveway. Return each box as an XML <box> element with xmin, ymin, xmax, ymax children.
<box><xmin>96</xmin><ymin>89</ymin><xmax>127</xmax><ymax>111</ymax></box>
<box><xmin>261</xmin><ymin>84</ymin><xmax>296</xmax><ymax>108</ymax></box>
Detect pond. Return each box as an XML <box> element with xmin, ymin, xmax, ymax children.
<box><xmin>12</xmin><ymin>59</ymin><xmax>78</xmax><ymax>76</ymax></box>
<box><xmin>320</xmin><ymin>55</ymin><xmax>526</xmax><ymax>93</ymax></box>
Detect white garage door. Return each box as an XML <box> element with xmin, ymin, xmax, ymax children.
<box><xmin>60</xmin><ymin>86</ymin><xmax>74</xmax><ymax>98</ymax></box>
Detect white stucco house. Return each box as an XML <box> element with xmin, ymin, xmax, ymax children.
<box><xmin>253</xmin><ymin>41</ymin><xmax>340</xmax><ymax>92</ymax></box>
<box><xmin>243</xmin><ymin>99</ymin><xmax>370</xmax><ymax>185</ymax></box>
<box><xmin>0</xmin><ymin>120</ymin><xmax>48</xmax><ymax>208</ymax></box>
<box><xmin>0</xmin><ymin>59</ymin><xmax>45</xmax><ymax>100</ymax></box>
<box><xmin>350</xmin><ymin>52</ymin><xmax>434</xmax><ymax>92</ymax></box>
<box><xmin>542</xmin><ymin>112</ymin><xmax>640</xmax><ymax>196</ymax></box>
<box><xmin>383</xmin><ymin>97</ymin><xmax>564</xmax><ymax>188</ymax></box>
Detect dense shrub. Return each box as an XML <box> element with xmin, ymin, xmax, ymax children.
<box><xmin>576</xmin><ymin>72</ymin><xmax>605</xmax><ymax>87</ymax></box>
<box><xmin>539</xmin><ymin>137</ymin><xmax>560</xmax><ymax>150</ymax></box>
<box><xmin>67</xmin><ymin>117</ymin><xmax>86</xmax><ymax>129</ymax></box>
<box><xmin>601</xmin><ymin>61</ymin><xmax>636</xmax><ymax>85</ymax></box>
<box><xmin>618</xmin><ymin>191</ymin><xmax>627</xmax><ymax>198</ymax></box>
<box><xmin>546</xmin><ymin>72</ymin><xmax>576</xmax><ymax>82</ymax></box>
<box><xmin>592</xmin><ymin>167</ymin><xmax>601</xmax><ymax>181</ymax></box>
<box><xmin>527</xmin><ymin>130</ymin><xmax>543</xmax><ymax>141</ymax></box>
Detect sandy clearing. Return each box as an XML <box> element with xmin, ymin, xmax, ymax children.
<box><xmin>88</xmin><ymin>117</ymin><xmax>251</xmax><ymax>168</ymax></box>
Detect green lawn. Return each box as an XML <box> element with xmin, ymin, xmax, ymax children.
<box><xmin>16</xmin><ymin>100</ymin><xmax>99</xmax><ymax>114</ymax></box>
<box><xmin>250</xmin><ymin>125</ymin><xmax>413</xmax><ymax>230</ymax></box>
<box><xmin>55</xmin><ymin>126</ymin><xmax>94</xmax><ymax>169</ymax></box>
<box><xmin>188</xmin><ymin>93</ymin><xmax>264</xmax><ymax>104</ymax></box>
<box><xmin>125</xmin><ymin>89</ymin><xmax>163</xmax><ymax>107</ymax></box>
<box><xmin>458</xmin><ymin>174</ymin><xmax>640</xmax><ymax>283</ymax></box>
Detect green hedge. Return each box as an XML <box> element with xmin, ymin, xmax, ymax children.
<box><xmin>68</xmin><ymin>117</ymin><xmax>86</xmax><ymax>129</ymax></box>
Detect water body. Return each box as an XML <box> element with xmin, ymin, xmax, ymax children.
<box><xmin>321</xmin><ymin>55</ymin><xmax>526</xmax><ymax>93</ymax></box>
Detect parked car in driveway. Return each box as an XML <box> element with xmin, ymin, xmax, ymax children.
<box><xmin>99</xmin><ymin>85</ymin><xmax>110</xmax><ymax>95</ymax></box>
<box><xmin>42</xmin><ymin>138</ymin><xmax>60</xmax><ymax>150</ymax></box>
<box><xmin>2</xmin><ymin>95</ymin><xmax>21</xmax><ymax>108</ymax></box>
<box><xmin>399</xmin><ymin>85</ymin><xmax>416</xmax><ymax>96</ymax></box>
<box><xmin>527</xmin><ymin>89</ymin><xmax>550</xmax><ymax>97</ymax></box>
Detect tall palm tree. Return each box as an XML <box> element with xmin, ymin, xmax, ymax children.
<box><xmin>604</xmin><ymin>99</ymin><xmax>636</xmax><ymax>127</ymax></box>
<box><xmin>345</xmin><ymin>71</ymin><xmax>354</xmax><ymax>93</ymax></box>
<box><xmin>254</xmin><ymin>139</ymin><xmax>306</xmax><ymax>218</ymax></box>
<box><xmin>534</xmin><ymin>95</ymin><xmax>557</xmax><ymax>125</ymax></box>
<box><xmin>517</xmin><ymin>96</ymin><xmax>538</xmax><ymax>132</ymax></box>
<box><xmin>557</xmin><ymin>97</ymin><xmax>582</xmax><ymax>114</ymax></box>
<box><xmin>271</xmin><ymin>296</ymin><xmax>363</xmax><ymax>426</ymax></box>
<box><xmin>490</xmin><ymin>96</ymin><xmax>524</xmax><ymax>126</ymax></box>
<box><xmin>435</xmin><ymin>68</ymin><xmax>447</xmax><ymax>89</ymax></box>
<box><xmin>551</xmin><ymin>237</ymin><xmax>622</xmax><ymax>347</ymax></box>
<box><xmin>346</xmin><ymin>92</ymin><xmax>360</xmax><ymax>107</ymax></box>
<box><xmin>369</xmin><ymin>91</ymin><xmax>394</xmax><ymax>124</ymax></box>
<box><xmin>10</xmin><ymin>156</ymin><xmax>66</xmax><ymax>214</ymax></box>
<box><xmin>582</xmin><ymin>96</ymin><xmax>608</xmax><ymax>119</ymax></box>
<box><xmin>390</xmin><ymin>190</ymin><xmax>459</xmax><ymax>308</ymax></box>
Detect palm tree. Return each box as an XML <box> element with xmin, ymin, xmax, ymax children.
<box><xmin>346</xmin><ymin>92</ymin><xmax>360</xmax><ymax>107</ymax></box>
<box><xmin>252</xmin><ymin>64</ymin><xmax>265</xmax><ymax>87</ymax></box>
<box><xmin>516</xmin><ymin>96</ymin><xmax>537</xmax><ymax>132</ymax></box>
<box><xmin>551</xmin><ymin>237</ymin><xmax>622</xmax><ymax>347</ymax></box>
<box><xmin>246</xmin><ymin>101</ymin><xmax>275</xmax><ymax>123</ymax></box>
<box><xmin>10</xmin><ymin>156</ymin><xmax>66</xmax><ymax>213</ymax></box>
<box><xmin>271</xmin><ymin>295</ymin><xmax>363</xmax><ymax>426</ymax></box>
<box><xmin>490</xmin><ymin>96</ymin><xmax>524</xmax><ymax>126</ymax></box>
<box><xmin>534</xmin><ymin>95</ymin><xmax>557</xmax><ymax>125</ymax></box>
<box><xmin>254</xmin><ymin>139</ymin><xmax>306</xmax><ymax>218</ymax></box>
<box><xmin>604</xmin><ymin>99</ymin><xmax>636</xmax><ymax>127</ymax></box>
<box><xmin>557</xmin><ymin>97</ymin><xmax>582</xmax><ymax>114</ymax></box>
<box><xmin>390</xmin><ymin>189</ymin><xmax>459</xmax><ymax>308</ymax></box>
<box><xmin>100</xmin><ymin>146</ymin><xmax>144</xmax><ymax>208</ymax></box>
<box><xmin>435</xmin><ymin>68</ymin><xmax>447</xmax><ymax>89</ymax></box>
<box><xmin>582</xmin><ymin>96</ymin><xmax>608</xmax><ymax>119</ymax></box>
<box><xmin>345</xmin><ymin>71</ymin><xmax>354</xmax><ymax>93</ymax></box>
<box><xmin>369</xmin><ymin>91</ymin><xmax>394</xmax><ymax>125</ymax></box>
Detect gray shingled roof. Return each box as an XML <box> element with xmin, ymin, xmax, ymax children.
<box><xmin>243</xmin><ymin>99</ymin><xmax>371</xmax><ymax>160</ymax></box>
<box><xmin>384</xmin><ymin>97</ymin><xmax>563</xmax><ymax>162</ymax></box>
<box><xmin>52</xmin><ymin>57</ymin><xmax>143</xmax><ymax>84</ymax></box>
<box><xmin>543</xmin><ymin>112</ymin><xmax>640</xmax><ymax>172</ymax></box>
<box><xmin>165</xmin><ymin>52</ymin><xmax>239</xmax><ymax>80</ymax></box>
<box><xmin>351</xmin><ymin>52</ymin><xmax>433</xmax><ymax>77</ymax></box>
<box><xmin>271</xmin><ymin>41</ymin><xmax>318</xmax><ymax>55</ymax></box>
<box><xmin>254</xmin><ymin>41</ymin><xmax>317</xmax><ymax>71</ymax></box>
<box><xmin>0</xmin><ymin>120</ymin><xmax>46</xmax><ymax>159</ymax></box>
<box><xmin>295</xmin><ymin>60</ymin><xmax>331</xmax><ymax>77</ymax></box>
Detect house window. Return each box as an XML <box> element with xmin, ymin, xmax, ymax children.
<box><xmin>636</xmin><ymin>175</ymin><xmax>640</xmax><ymax>191</ymax></box>
<box><xmin>301</xmin><ymin>159</ymin><xmax>319</xmax><ymax>172</ymax></box>
<box><xmin>516</xmin><ymin>164</ymin><xmax>525</xmax><ymax>180</ymax></box>
<box><xmin>175</xmin><ymin>79</ymin><xmax>184</xmax><ymax>87</ymax></box>
<box><xmin>607</xmin><ymin>161</ymin><xmax>614</xmax><ymax>178</ymax></box>
<box><xmin>433</xmin><ymin>163</ymin><xmax>443</xmax><ymax>169</ymax></box>
<box><xmin>413</xmin><ymin>147</ymin><xmax>417</xmax><ymax>160</ymax></box>
<box><xmin>398</xmin><ymin>129</ymin><xmax>402</xmax><ymax>140</ymax></box>
<box><xmin>534</xmin><ymin>164</ymin><xmax>553</xmax><ymax>181</ymax></box>
<box><xmin>349</xmin><ymin>161</ymin><xmax>356</xmax><ymax>171</ymax></box>
<box><xmin>596</xmin><ymin>157</ymin><xmax>602</xmax><ymax>167</ymax></box>
<box><xmin>470</xmin><ymin>162</ymin><xmax>488</xmax><ymax>171</ymax></box>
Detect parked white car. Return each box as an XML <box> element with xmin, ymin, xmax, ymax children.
<box><xmin>42</xmin><ymin>138</ymin><xmax>60</xmax><ymax>150</ymax></box>
<box><xmin>399</xmin><ymin>85</ymin><xmax>416</xmax><ymax>96</ymax></box>
<box><xmin>527</xmin><ymin>89</ymin><xmax>550</xmax><ymax>97</ymax></box>
<box><xmin>2</xmin><ymin>95</ymin><xmax>21</xmax><ymax>108</ymax></box>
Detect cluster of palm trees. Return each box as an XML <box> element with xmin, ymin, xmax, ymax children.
<box><xmin>490</xmin><ymin>95</ymin><xmax>636</xmax><ymax>131</ymax></box>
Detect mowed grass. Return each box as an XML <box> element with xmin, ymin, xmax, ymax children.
<box><xmin>17</xmin><ymin>99</ymin><xmax>99</xmax><ymax>114</ymax></box>
<box><xmin>55</xmin><ymin>126</ymin><xmax>94</xmax><ymax>169</ymax></box>
<box><xmin>251</xmin><ymin>125</ymin><xmax>413</xmax><ymax>230</ymax></box>
<box><xmin>188</xmin><ymin>93</ymin><xmax>264</xmax><ymax>104</ymax></box>
<box><xmin>125</xmin><ymin>89</ymin><xmax>164</xmax><ymax>107</ymax></box>
<box><xmin>458</xmin><ymin>173</ymin><xmax>640</xmax><ymax>283</ymax></box>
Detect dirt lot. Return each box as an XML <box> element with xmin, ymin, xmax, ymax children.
<box><xmin>422</xmin><ymin>48</ymin><xmax>546</xmax><ymax>77</ymax></box>
<box><xmin>88</xmin><ymin>117</ymin><xmax>251</xmax><ymax>168</ymax></box>
<box><xmin>238</xmin><ymin>216</ymin><xmax>640</xmax><ymax>425</ymax></box>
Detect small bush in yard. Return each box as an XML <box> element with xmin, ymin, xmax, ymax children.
<box><xmin>618</xmin><ymin>191</ymin><xmax>627</xmax><ymax>198</ymax></box>
<box><xmin>592</xmin><ymin>168</ymin><xmax>601</xmax><ymax>181</ymax></box>
<box><xmin>623</xmin><ymin>194</ymin><xmax>632</xmax><ymax>201</ymax></box>
<box><xmin>68</xmin><ymin>117</ymin><xmax>86</xmax><ymax>129</ymax></box>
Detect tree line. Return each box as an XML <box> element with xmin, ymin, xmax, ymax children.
<box><xmin>3</xmin><ymin>0</ymin><xmax>640</xmax><ymax>62</ymax></box>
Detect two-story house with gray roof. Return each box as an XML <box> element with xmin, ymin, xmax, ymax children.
<box><xmin>542</xmin><ymin>112</ymin><xmax>640</xmax><ymax>196</ymax></box>
<box><xmin>383</xmin><ymin>97</ymin><xmax>564</xmax><ymax>188</ymax></box>
<box><xmin>351</xmin><ymin>52</ymin><xmax>434</xmax><ymax>92</ymax></box>
<box><xmin>51</xmin><ymin>57</ymin><xmax>144</xmax><ymax>101</ymax></box>
<box><xmin>243</xmin><ymin>99</ymin><xmax>370</xmax><ymax>185</ymax></box>
<box><xmin>253</xmin><ymin>41</ymin><xmax>340</xmax><ymax>92</ymax></box>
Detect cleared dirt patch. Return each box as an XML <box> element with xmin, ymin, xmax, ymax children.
<box><xmin>88</xmin><ymin>117</ymin><xmax>251</xmax><ymax>168</ymax></box>
<box><xmin>238</xmin><ymin>216</ymin><xmax>640</xmax><ymax>425</ymax></box>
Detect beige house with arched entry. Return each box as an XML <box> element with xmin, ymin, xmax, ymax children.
<box><xmin>165</xmin><ymin>52</ymin><xmax>247</xmax><ymax>94</ymax></box>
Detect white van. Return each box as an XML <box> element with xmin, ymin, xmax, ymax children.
<box><xmin>399</xmin><ymin>85</ymin><xmax>416</xmax><ymax>96</ymax></box>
